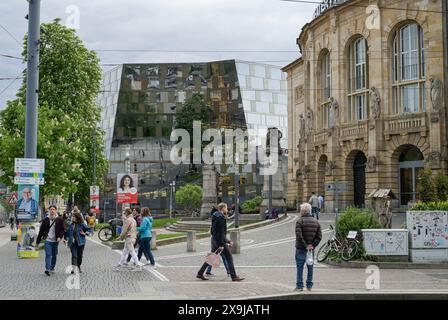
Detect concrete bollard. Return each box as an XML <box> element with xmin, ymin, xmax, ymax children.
<box><xmin>187</xmin><ymin>231</ymin><xmax>197</xmax><ymax>252</ymax></box>
<box><xmin>230</xmin><ymin>230</ymin><xmax>240</xmax><ymax>254</ymax></box>
<box><xmin>151</xmin><ymin>231</ymin><xmax>157</xmax><ymax>250</ymax></box>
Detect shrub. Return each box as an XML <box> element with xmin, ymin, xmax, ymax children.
<box><xmin>434</xmin><ymin>173</ymin><xmax>448</xmax><ymax>201</ymax></box>
<box><xmin>175</xmin><ymin>184</ymin><xmax>203</xmax><ymax>213</ymax></box>
<box><xmin>410</xmin><ymin>201</ymin><xmax>448</xmax><ymax>211</ymax></box>
<box><xmin>416</xmin><ymin>168</ymin><xmax>436</xmax><ymax>203</ymax></box>
<box><xmin>336</xmin><ymin>207</ymin><xmax>381</xmax><ymax>240</ymax></box>
<box><xmin>241</xmin><ymin>196</ymin><xmax>263</xmax><ymax>213</ymax></box>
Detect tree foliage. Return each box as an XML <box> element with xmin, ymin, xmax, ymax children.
<box><xmin>0</xmin><ymin>19</ymin><xmax>108</xmax><ymax>202</ymax></box>
<box><xmin>416</xmin><ymin>168</ymin><xmax>436</xmax><ymax>203</ymax></box>
<box><xmin>175</xmin><ymin>184</ymin><xmax>203</xmax><ymax>212</ymax></box>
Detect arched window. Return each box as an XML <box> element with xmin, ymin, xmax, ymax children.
<box><xmin>320</xmin><ymin>51</ymin><xmax>331</xmax><ymax>128</ymax></box>
<box><xmin>348</xmin><ymin>37</ymin><xmax>369</xmax><ymax>122</ymax></box>
<box><xmin>392</xmin><ymin>23</ymin><xmax>426</xmax><ymax>114</ymax></box>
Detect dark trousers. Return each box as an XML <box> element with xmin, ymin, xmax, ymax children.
<box><xmin>70</xmin><ymin>243</ymin><xmax>85</xmax><ymax>268</ymax></box>
<box><xmin>198</xmin><ymin>244</ymin><xmax>237</xmax><ymax>279</ymax></box>
<box><xmin>127</xmin><ymin>235</ymin><xmax>140</xmax><ymax>262</ymax></box>
<box><xmin>137</xmin><ymin>237</ymin><xmax>155</xmax><ymax>265</ymax></box>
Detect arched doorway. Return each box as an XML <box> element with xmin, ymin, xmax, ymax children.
<box><xmin>398</xmin><ymin>145</ymin><xmax>424</xmax><ymax>206</ymax></box>
<box><xmin>353</xmin><ymin>152</ymin><xmax>367</xmax><ymax>207</ymax></box>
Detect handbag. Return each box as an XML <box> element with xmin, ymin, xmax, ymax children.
<box><xmin>204</xmin><ymin>248</ymin><xmax>223</xmax><ymax>267</ymax></box>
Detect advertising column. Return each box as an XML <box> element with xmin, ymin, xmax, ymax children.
<box><xmin>14</xmin><ymin>158</ymin><xmax>45</xmax><ymax>258</ymax></box>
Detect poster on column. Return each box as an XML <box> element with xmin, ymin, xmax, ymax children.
<box><xmin>116</xmin><ymin>174</ymin><xmax>138</xmax><ymax>204</ymax></box>
<box><xmin>17</xmin><ymin>222</ymin><xmax>40</xmax><ymax>258</ymax></box>
<box><xmin>16</xmin><ymin>185</ymin><xmax>39</xmax><ymax>222</ymax></box>
<box><xmin>90</xmin><ymin>186</ymin><xmax>100</xmax><ymax>214</ymax></box>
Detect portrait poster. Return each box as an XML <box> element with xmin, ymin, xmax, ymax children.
<box><xmin>16</xmin><ymin>185</ymin><xmax>39</xmax><ymax>222</ymax></box>
<box><xmin>117</xmin><ymin>174</ymin><xmax>138</xmax><ymax>204</ymax></box>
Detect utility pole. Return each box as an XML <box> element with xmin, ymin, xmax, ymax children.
<box><xmin>92</xmin><ymin>127</ymin><xmax>97</xmax><ymax>185</ymax></box>
<box><xmin>268</xmin><ymin>174</ymin><xmax>273</xmax><ymax>216</ymax></box>
<box><xmin>24</xmin><ymin>0</ymin><xmax>41</xmax><ymax>159</ymax></box>
<box><xmin>234</xmin><ymin>167</ymin><xmax>240</xmax><ymax>228</ymax></box>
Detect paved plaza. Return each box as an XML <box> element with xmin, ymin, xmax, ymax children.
<box><xmin>1</xmin><ymin>213</ymin><xmax>448</xmax><ymax>300</ymax></box>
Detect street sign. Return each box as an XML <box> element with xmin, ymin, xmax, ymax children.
<box><xmin>7</xmin><ymin>192</ymin><xmax>18</xmax><ymax>205</ymax></box>
<box><xmin>14</xmin><ymin>176</ymin><xmax>44</xmax><ymax>185</ymax></box>
<box><xmin>325</xmin><ymin>181</ymin><xmax>347</xmax><ymax>192</ymax></box>
<box><xmin>14</xmin><ymin>158</ymin><xmax>45</xmax><ymax>174</ymax></box>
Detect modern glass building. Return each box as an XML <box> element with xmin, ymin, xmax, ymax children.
<box><xmin>97</xmin><ymin>59</ymin><xmax>287</xmax><ymax>214</ymax></box>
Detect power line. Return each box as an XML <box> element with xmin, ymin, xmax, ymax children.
<box><xmin>0</xmin><ymin>77</ymin><xmax>24</xmax><ymax>81</ymax></box>
<box><xmin>0</xmin><ymin>23</ymin><xmax>22</xmax><ymax>47</ymax></box>
<box><xmin>0</xmin><ymin>54</ymin><xmax>23</xmax><ymax>61</ymax></box>
<box><xmin>0</xmin><ymin>71</ymin><xmax>23</xmax><ymax>98</ymax></box>
<box><xmin>280</xmin><ymin>0</ymin><xmax>448</xmax><ymax>14</ymax></box>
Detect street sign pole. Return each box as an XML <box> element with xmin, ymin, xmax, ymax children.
<box><xmin>335</xmin><ymin>179</ymin><xmax>339</xmax><ymax>235</ymax></box>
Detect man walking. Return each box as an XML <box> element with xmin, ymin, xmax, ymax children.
<box><xmin>197</xmin><ymin>203</ymin><xmax>244</xmax><ymax>282</ymax></box>
<box><xmin>36</xmin><ymin>205</ymin><xmax>66</xmax><ymax>276</ymax></box>
<box><xmin>295</xmin><ymin>203</ymin><xmax>322</xmax><ymax>291</ymax></box>
<box><xmin>308</xmin><ymin>192</ymin><xmax>320</xmax><ymax>220</ymax></box>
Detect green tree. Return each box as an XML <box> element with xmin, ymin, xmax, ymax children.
<box><xmin>0</xmin><ymin>19</ymin><xmax>108</xmax><ymax>205</ymax></box>
<box><xmin>174</xmin><ymin>93</ymin><xmax>211</xmax><ymax>171</ymax></box>
<box><xmin>175</xmin><ymin>184</ymin><xmax>203</xmax><ymax>215</ymax></box>
<box><xmin>434</xmin><ymin>172</ymin><xmax>448</xmax><ymax>201</ymax></box>
<box><xmin>417</xmin><ymin>168</ymin><xmax>436</xmax><ymax>203</ymax></box>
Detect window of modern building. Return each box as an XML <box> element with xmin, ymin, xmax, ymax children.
<box><xmin>392</xmin><ymin>23</ymin><xmax>426</xmax><ymax>114</ymax></box>
<box><xmin>320</xmin><ymin>51</ymin><xmax>332</xmax><ymax>128</ymax></box>
<box><xmin>348</xmin><ymin>37</ymin><xmax>369</xmax><ymax>122</ymax></box>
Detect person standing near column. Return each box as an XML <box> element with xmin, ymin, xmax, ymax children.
<box><xmin>308</xmin><ymin>192</ymin><xmax>320</xmax><ymax>220</ymax></box>
<box><xmin>196</xmin><ymin>203</ymin><xmax>244</xmax><ymax>282</ymax></box>
<box><xmin>36</xmin><ymin>205</ymin><xmax>66</xmax><ymax>276</ymax></box>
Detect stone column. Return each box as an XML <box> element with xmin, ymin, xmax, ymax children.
<box><xmin>200</xmin><ymin>164</ymin><xmax>217</xmax><ymax>219</ymax></box>
<box><xmin>259</xmin><ymin>155</ymin><xmax>286</xmax><ymax>218</ymax></box>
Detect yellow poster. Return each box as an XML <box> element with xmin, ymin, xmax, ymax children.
<box><xmin>17</xmin><ymin>223</ymin><xmax>39</xmax><ymax>259</ymax></box>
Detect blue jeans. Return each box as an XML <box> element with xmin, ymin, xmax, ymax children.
<box><xmin>138</xmin><ymin>237</ymin><xmax>155</xmax><ymax>265</ymax></box>
<box><xmin>206</xmin><ymin>254</ymin><xmax>230</xmax><ymax>274</ymax></box>
<box><xmin>312</xmin><ymin>207</ymin><xmax>319</xmax><ymax>220</ymax></box>
<box><xmin>295</xmin><ymin>248</ymin><xmax>313</xmax><ymax>289</ymax></box>
<box><xmin>45</xmin><ymin>241</ymin><xmax>59</xmax><ymax>271</ymax></box>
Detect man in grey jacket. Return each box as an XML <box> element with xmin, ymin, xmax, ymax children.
<box><xmin>295</xmin><ymin>203</ymin><xmax>322</xmax><ymax>291</ymax></box>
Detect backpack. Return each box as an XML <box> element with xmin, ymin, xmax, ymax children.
<box><xmin>87</xmin><ymin>216</ymin><xmax>95</xmax><ymax>226</ymax></box>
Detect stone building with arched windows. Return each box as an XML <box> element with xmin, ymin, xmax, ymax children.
<box><xmin>283</xmin><ymin>0</ymin><xmax>448</xmax><ymax>211</ymax></box>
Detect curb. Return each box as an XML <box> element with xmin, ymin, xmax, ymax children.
<box><xmin>102</xmin><ymin>214</ymin><xmax>289</xmax><ymax>249</ymax></box>
<box><xmin>323</xmin><ymin>260</ymin><xmax>448</xmax><ymax>269</ymax></box>
<box><xmin>247</xmin><ymin>292</ymin><xmax>448</xmax><ymax>300</ymax></box>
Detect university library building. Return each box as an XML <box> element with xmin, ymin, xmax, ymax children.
<box><xmin>283</xmin><ymin>0</ymin><xmax>448</xmax><ymax>212</ymax></box>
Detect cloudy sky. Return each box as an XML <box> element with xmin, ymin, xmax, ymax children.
<box><xmin>0</xmin><ymin>0</ymin><xmax>316</xmax><ymax>109</ymax></box>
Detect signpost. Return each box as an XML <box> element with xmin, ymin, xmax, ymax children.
<box><xmin>90</xmin><ymin>186</ymin><xmax>100</xmax><ymax>214</ymax></box>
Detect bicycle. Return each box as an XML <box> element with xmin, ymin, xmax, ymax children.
<box><xmin>97</xmin><ymin>218</ymin><xmax>123</xmax><ymax>242</ymax></box>
<box><xmin>316</xmin><ymin>225</ymin><xmax>360</xmax><ymax>262</ymax></box>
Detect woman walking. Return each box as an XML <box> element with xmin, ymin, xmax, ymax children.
<box><xmin>137</xmin><ymin>207</ymin><xmax>156</xmax><ymax>267</ymax></box>
<box><xmin>66</xmin><ymin>207</ymin><xmax>91</xmax><ymax>274</ymax></box>
<box><xmin>114</xmin><ymin>208</ymin><xmax>143</xmax><ymax>271</ymax></box>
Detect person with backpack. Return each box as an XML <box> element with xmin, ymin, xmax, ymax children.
<box><xmin>36</xmin><ymin>205</ymin><xmax>66</xmax><ymax>276</ymax></box>
<box><xmin>85</xmin><ymin>208</ymin><xmax>96</xmax><ymax>236</ymax></box>
<box><xmin>66</xmin><ymin>208</ymin><xmax>91</xmax><ymax>274</ymax></box>
<box><xmin>295</xmin><ymin>203</ymin><xmax>322</xmax><ymax>291</ymax></box>
<box><xmin>136</xmin><ymin>207</ymin><xmax>155</xmax><ymax>267</ymax></box>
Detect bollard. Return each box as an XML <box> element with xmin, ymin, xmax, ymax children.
<box><xmin>151</xmin><ymin>230</ymin><xmax>157</xmax><ymax>250</ymax></box>
<box><xmin>187</xmin><ymin>231</ymin><xmax>197</xmax><ymax>252</ymax></box>
<box><xmin>230</xmin><ymin>230</ymin><xmax>240</xmax><ymax>254</ymax></box>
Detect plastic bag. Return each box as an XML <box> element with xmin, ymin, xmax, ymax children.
<box><xmin>306</xmin><ymin>250</ymin><xmax>314</xmax><ymax>266</ymax></box>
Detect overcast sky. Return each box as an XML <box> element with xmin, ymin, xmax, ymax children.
<box><xmin>0</xmin><ymin>0</ymin><xmax>316</xmax><ymax>109</ymax></box>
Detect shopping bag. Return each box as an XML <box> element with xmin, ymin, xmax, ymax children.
<box><xmin>306</xmin><ymin>250</ymin><xmax>314</xmax><ymax>266</ymax></box>
<box><xmin>204</xmin><ymin>248</ymin><xmax>222</xmax><ymax>267</ymax></box>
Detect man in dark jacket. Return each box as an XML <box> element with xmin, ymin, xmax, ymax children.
<box><xmin>197</xmin><ymin>203</ymin><xmax>244</xmax><ymax>281</ymax></box>
<box><xmin>295</xmin><ymin>203</ymin><xmax>322</xmax><ymax>291</ymax></box>
<box><xmin>36</xmin><ymin>205</ymin><xmax>66</xmax><ymax>276</ymax></box>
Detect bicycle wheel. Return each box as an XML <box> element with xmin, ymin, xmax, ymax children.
<box><xmin>341</xmin><ymin>240</ymin><xmax>359</xmax><ymax>261</ymax></box>
<box><xmin>98</xmin><ymin>227</ymin><xmax>113</xmax><ymax>242</ymax></box>
<box><xmin>316</xmin><ymin>242</ymin><xmax>331</xmax><ymax>262</ymax></box>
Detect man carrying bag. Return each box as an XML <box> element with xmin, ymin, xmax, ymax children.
<box><xmin>196</xmin><ymin>203</ymin><xmax>244</xmax><ymax>282</ymax></box>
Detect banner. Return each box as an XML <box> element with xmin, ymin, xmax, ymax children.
<box><xmin>17</xmin><ymin>222</ymin><xmax>39</xmax><ymax>258</ymax></box>
<box><xmin>16</xmin><ymin>185</ymin><xmax>39</xmax><ymax>222</ymax></box>
<box><xmin>90</xmin><ymin>186</ymin><xmax>100</xmax><ymax>214</ymax></box>
<box><xmin>117</xmin><ymin>174</ymin><xmax>138</xmax><ymax>204</ymax></box>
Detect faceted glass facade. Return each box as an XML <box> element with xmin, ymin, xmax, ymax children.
<box><xmin>97</xmin><ymin>60</ymin><xmax>287</xmax><ymax>213</ymax></box>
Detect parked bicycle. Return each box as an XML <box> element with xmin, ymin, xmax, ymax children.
<box><xmin>97</xmin><ymin>218</ymin><xmax>123</xmax><ymax>242</ymax></box>
<box><xmin>316</xmin><ymin>225</ymin><xmax>360</xmax><ymax>262</ymax></box>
